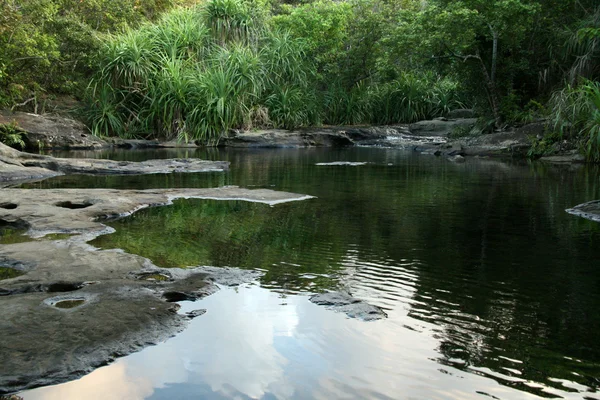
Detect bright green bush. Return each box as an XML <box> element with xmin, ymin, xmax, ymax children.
<box><xmin>87</xmin><ymin>0</ymin><xmax>315</xmax><ymax>143</ymax></box>
<box><xmin>550</xmin><ymin>80</ymin><xmax>600</xmax><ymax>161</ymax></box>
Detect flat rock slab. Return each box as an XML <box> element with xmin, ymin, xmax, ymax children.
<box><xmin>0</xmin><ymin>161</ymin><xmax>60</xmax><ymax>184</ymax></box>
<box><xmin>316</xmin><ymin>162</ymin><xmax>368</xmax><ymax>166</ymax></box>
<box><xmin>0</xmin><ymin>187</ymin><xmax>312</xmax><ymax>394</ymax></box>
<box><xmin>566</xmin><ymin>200</ymin><xmax>600</xmax><ymax>223</ymax></box>
<box><xmin>0</xmin><ymin>187</ymin><xmax>315</xmax><ymax>236</ymax></box>
<box><xmin>0</xmin><ymin>143</ymin><xmax>229</xmax><ymax>186</ymax></box>
<box><xmin>310</xmin><ymin>292</ymin><xmax>387</xmax><ymax>321</ymax></box>
<box><xmin>20</xmin><ymin>157</ymin><xmax>229</xmax><ymax>175</ymax></box>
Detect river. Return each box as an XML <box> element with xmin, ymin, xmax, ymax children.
<box><xmin>17</xmin><ymin>147</ymin><xmax>600</xmax><ymax>399</ymax></box>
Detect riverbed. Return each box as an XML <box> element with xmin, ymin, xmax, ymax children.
<box><xmin>12</xmin><ymin>147</ymin><xmax>600</xmax><ymax>399</ymax></box>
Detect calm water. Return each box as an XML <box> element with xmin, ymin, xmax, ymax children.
<box><xmin>20</xmin><ymin>148</ymin><xmax>600</xmax><ymax>399</ymax></box>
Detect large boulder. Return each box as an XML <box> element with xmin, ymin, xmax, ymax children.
<box><xmin>408</xmin><ymin>118</ymin><xmax>478</xmax><ymax>137</ymax></box>
<box><xmin>0</xmin><ymin>111</ymin><xmax>106</xmax><ymax>150</ymax></box>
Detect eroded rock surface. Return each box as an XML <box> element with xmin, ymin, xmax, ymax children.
<box><xmin>310</xmin><ymin>292</ymin><xmax>387</xmax><ymax>321</ymax></box>
<box><xmin>0</xmin><ymin>186</ymin><xmax>312</xmax><ymax>394</ymax></box>
<box><xmin>0</xmin><ymin>187</ymin><xmax>314</xmax><ymax>237</ymax></box>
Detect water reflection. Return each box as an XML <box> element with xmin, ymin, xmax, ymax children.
<box><xmin>22</xmin><ymin>285</ymin><xmax>599</xmax><ymax>400</ymax></box>
<box><xmin>15</xmin><ymin>148</ymin><xmax>600</xmax><ymax>399</ymax></box>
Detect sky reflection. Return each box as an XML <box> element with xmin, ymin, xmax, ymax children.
<box><xmin>22</xmin><ymin>283</ymin><xmax>596</xmax><ymax>400</ymax></box>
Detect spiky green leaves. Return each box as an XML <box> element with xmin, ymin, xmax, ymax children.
<box><xmin>87</xmin><ymin>0</ymin><xmax>315</xmax><ymax>143</ymax></box>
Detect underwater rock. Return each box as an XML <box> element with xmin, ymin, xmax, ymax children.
<box><xmin>310</xmin><ymin>292</ymin><xmax>387</xmax><ymax>321</ymax></box>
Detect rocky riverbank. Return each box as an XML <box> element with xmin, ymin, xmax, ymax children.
<box><xmin>2</xmin><ymin>110</ymin><xmax>586</xmax><ymax>163</ymax></box>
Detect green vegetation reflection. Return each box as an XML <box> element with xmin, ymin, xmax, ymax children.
<box><xmin>91</xmin><ymin>199</ymin><xmax>345</xmax><ymax>292</ymax></box>
<box><xmin>0</xmin><ymin>267</ymin><xmax>24</xmax><ymax>281</ymax></box>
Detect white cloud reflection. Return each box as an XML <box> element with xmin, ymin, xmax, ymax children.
<box><xmin>21</xmin><ymin>285</ymin><xmax>587</xmax><ymax>400</ymax></box>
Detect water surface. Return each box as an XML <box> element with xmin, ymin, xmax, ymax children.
<box><xmin>20</xmin><ymin>148</ymin><xmax>600</xmax><ymax>399</ymax></box>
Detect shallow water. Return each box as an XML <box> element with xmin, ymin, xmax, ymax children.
<box><xmin>20</xmin><ymin>148</ymin><xmax>600</xmax><ymax>399</ymax></box>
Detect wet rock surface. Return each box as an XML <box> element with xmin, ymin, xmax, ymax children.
<box><xmin>0</xmin><ymin>187</ymin><xmax>314</xmax><ymax>237</ymax></box>
<box><xmin>21</xmin><ymin>156</ymin><xmax>229</xmax><ymax>176</ymax></box>
<box><xmin>408</xmin><ymin>118</ymin><xmax>478</xmax><ymax>137</ymax></box>
<box><xmin>0</xmin><ymin>143</ymin><xmax>228</xmax><ymax>185</ymax></box>
<box><xmin>540</xmin><ymin>150</ymin><xmax>586</xmax><ymax>163</ymax></box>
<box><xmin>309</xmin><ymin>292</ymin><xmax>387</xmax><ymax>321</ymax></box>
<box><xmin>316</xmin><ymin>162</ymin><xmax>368</xmax><ymax>166</ymax></box>
<box><xmin>566</xmin><ymin>200</ymin><xmax>600</xmax><ymax>223</ymax></box>
<box><xmin>222</xmin><ymin>128</ymin><xmax>354</xmax><ymax>148</ymax></box>
<box><xmin>0</xmin><ymin>186</ymin><xmax>312</xmax><ymax>394</ymax></box>
<box><xmin>0</xmin><ymin>111</ymin><xmax>106</xmax><ymax>150</ymax></box>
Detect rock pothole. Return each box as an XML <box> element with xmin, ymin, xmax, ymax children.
<box><xmin>45</xmin><ymin>282</ymin><xmax>86</xmax><ymax>293</ymax></box>
<box><xmin>44</xmin><ymin>294</ymin><xmax>92</xmax><ymax>310</ymax></box>
<box><xmin>54</xmin><ymin>201</ymin><xmax>93</xmax><ymax>210</ymax></box>
<box><xmin>0</xmin><ymin>203</ymin><xmax>17</xmax><ymax>210</ymax></box>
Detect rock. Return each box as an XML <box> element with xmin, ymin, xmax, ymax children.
<box><xmin>222</xmin><ymin>129</ymin><xmax>354</xmax><ymax>148</ymax></box>
<box><xmin>185</xmin><ymin>309</ymin><xmax>207</xmax><ymax>319</ymax></box>
<box><xmin>0</xmin><ymin>143</ymin><xmax>229</xmax><ymax>185</ymax></box>
<box><xmin>458</xmin><ymin>129</ymin><xmax>532</xmax><ymax>157</ymax></box>
<box><xmin>0</xmin><ymin>111</ymin><xmax>106</xmax><ymax>150</ymax></box>
<box><xmin>408</xmin><ymin>118</ymin><xmax>477</xmax><ymax>137</ymax></box>
<box><xmin>566</xmin><ymin>200</ymin><xmax>600</xmax><ymax>223</ymax></box>
<box><xmin>193</xmin><ymin>266</ymin><xmax>263</xmax><ymax>286</ymax></box>
<box><xmin>0</xmin><ymin>161</ymin><xmax>60</xmax><ymax>184</ymax></box>
<box><xmin>448</xmin><ymin>155</ymin><xmax>466</xmax><ymax>163</ymax></box>
<box><xmin>315</xmin><ymin>162</ymin><xmax>368</xmax><ymax>166</ymax></box>
<box><xmin>514</xmin><ymin>121</ymin><xmax>547</xmax><ymax>137</ymax></box>
<box><xmin>109</xmin><ymin>138</ymin><xmax>205</xmax><ymax>149</ymax></box>
<box><xmin>0</xmin><ymin>186</ymin><xmax>313</xmax><ymax>394</ymax></box>
<box><xmin>21</xmin><ymin>157</ymin><xmax>229</xmax><ymax>176</ymax></box>
<box><xmin>109</xmin><ymin>139</ymin><xmax>161</xmax><ymax>148</ymax></box>
<box><xmin>540</xmin><ymin>150</ymin><xmax>585</xmax><ymax>163</ymax></box>
<box><xmin>309</xmin><ymin>292</ymin><xmax>387</xmax><ymax>321</ymax></box>
<box><xmin>446</xmin><ymin>109</ymin><xmax>476</xmax><ymax>119</ymax></box>
<box><xmin>0</xmin><ymin>187</ymin><xmax>314</xmax><ymax>237</ymax></box>
<box><xmin>338</xmin><ymin>126</ymin><xmax>398</xmax><ymax>141</ymax></box>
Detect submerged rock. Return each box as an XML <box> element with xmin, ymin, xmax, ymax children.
<box><xmin>315</xmin><ymin>162</ymin><xmax>368</xmax><ymax>166</ymax></box>
<box><xmin>310</xmin><ymin>292</ymin><xmax>387</xmax><ymax>321</ymax></box>
<box><xmin>566</xmin><ymin>200</ymin><xmax>600</xmax><ymax>223</ymax></box>
<box><xmin>193</xmin><ymin>266</ymin><xmax>263</xmax><ymax>286</ymax></box>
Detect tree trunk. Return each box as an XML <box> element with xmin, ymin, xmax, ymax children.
<box><xmin>477</xmin><ymin>55</ymin><xmax>502</xmax><ymax>128</ymax></box>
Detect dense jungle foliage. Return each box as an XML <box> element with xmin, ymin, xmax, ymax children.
<box><xmin>1</xmin><ymin>0</ymin><xmax>599</xmax><ymax>156</ymax></box>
